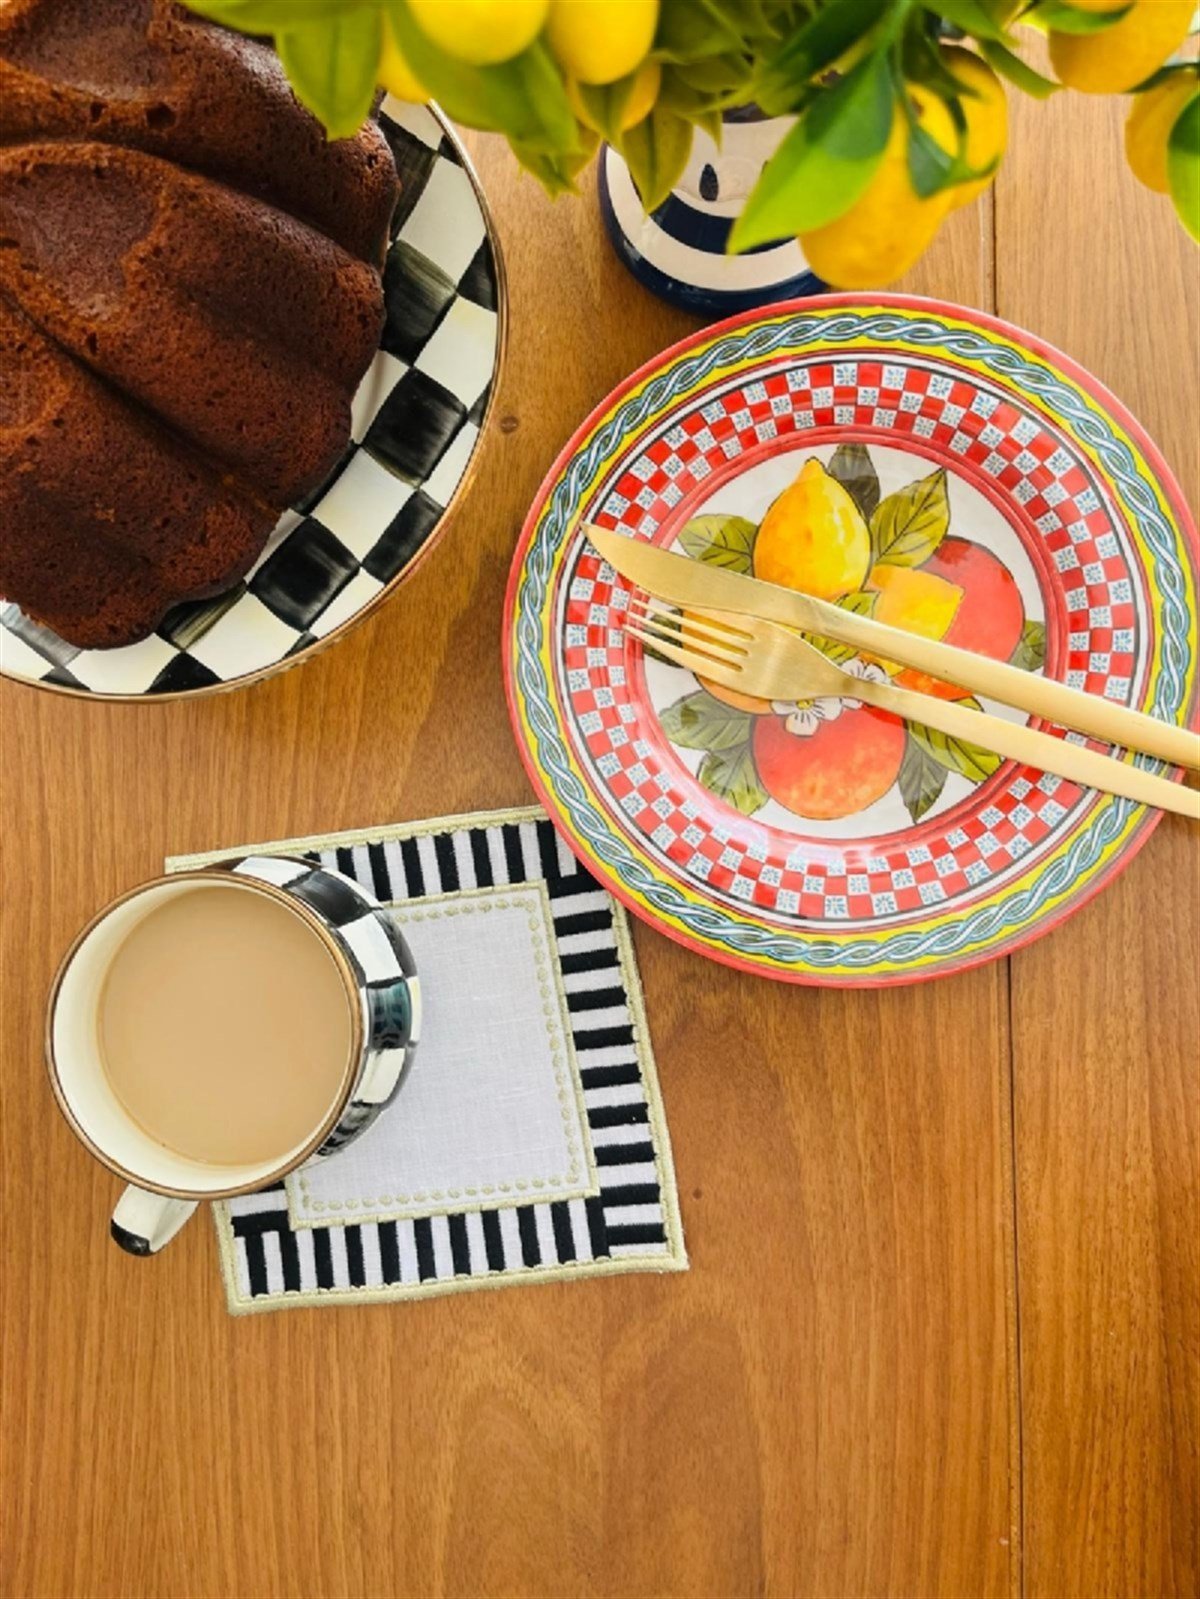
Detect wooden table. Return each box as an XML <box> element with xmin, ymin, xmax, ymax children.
<box><xmin>2</xmin><ymin>86</ymin><xmax>1196</xmax><ymax>1599</ymax></box>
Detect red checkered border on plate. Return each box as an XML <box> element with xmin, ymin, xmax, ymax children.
<box><xmin>555</xmin><ymin>354</ymin><xmax>1149</xmax><ymax>929</ymax></box>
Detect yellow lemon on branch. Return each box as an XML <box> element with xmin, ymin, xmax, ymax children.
<box><xmin>567</xmin><ymin>58</ymin><xmax>662</xmax><ymax>133</ymax></box>
<box><xmin>547</xmin><ymin>0</ymin><xmax>659</xmax><ymax>85</ymax></box>
<box><xmin>799</xmin><ymin>87</ymin><xmax>958</xmax><ymax>289</ymax></box>
<box><xmin>407</xmin><ymin>0</ymin><xmax>550</xmax><ymax>66</ymax></box>
<box><xmin>940</xmin><ymin>47</ymin><xmax>1008</xmax><ymax>206</ymax></box>
<box><xmin>1049</xmin><ymin>0</ymin><xmax>1196</xmax><ymax>94</ymax></box>
<box><xmin>1126</xmin><ymin>69</ymin><xmax>1200</xmax><ymax>190</ymax></box>
<box><xmin>378</xmin><ymin>13</ymin><xmax>428</xmax><ymax>102</ymax></box>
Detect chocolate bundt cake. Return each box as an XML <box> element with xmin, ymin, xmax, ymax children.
<box><xmin>0</xmin><ymin>0</ymin><xmax>400</xmax><ymax>649</ymax></box>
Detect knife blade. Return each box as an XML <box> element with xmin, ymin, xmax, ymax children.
<box><xmin>584</xmin><ymin>523</ymin><xmax>1200</xmax><ymax>770</ymax></box>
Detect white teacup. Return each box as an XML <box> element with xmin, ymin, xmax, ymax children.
<box><xmin>46</xmin><ymin>854</ymin><xmax>420</xmax><ymax>1253</ymax></box>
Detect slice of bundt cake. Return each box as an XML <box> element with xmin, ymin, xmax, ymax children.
<box><xmin>0</xmin><ymin>0</ymin><xmax>400</xmax><ymax>650</ymax></box>
<box><xmin>1</xmin><ymin>298</ymin><xmax>275</xmax><ymax>649</ymax></box>
<box><xmin>0</xmin><ymin>0</ymin><xmax>397</xmax><ymax>267</ymax></box>
<box><xmin>0</xmin><ymin>143</ymin><xmax>387</xmax><ymax>505</ymax></box>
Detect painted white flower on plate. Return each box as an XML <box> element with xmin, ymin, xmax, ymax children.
<box><xmin>770</xmin><ymin>658</ymin><xmax>889</xmax><ymax>736</ymax></box>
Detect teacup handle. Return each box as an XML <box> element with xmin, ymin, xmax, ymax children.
<box><xmin>111</xmin><ymin>1185</ymin><xmax>198</xmax><ymax>1255</ymax></box>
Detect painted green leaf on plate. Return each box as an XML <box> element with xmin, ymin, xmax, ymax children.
<box><xmin>698</xmin><ymin>744</ymin><xmax>769</xmax><ymax>816</ymax></box>
<box><xmin>871</xmin><ymin>467</ymin><xmax>950</xmax><ymax>567</ymax></box>
<box><xmin>897</xmin><ymin>733</ymin><xmax>949</xmax><ymax>822</ymax></box>
<box><xmin>678</xmin><ymin>514</ymin><xmax>759</xmax><ymax>573</ymax></box>
<box><xmin>1010</xmin><ymin>618</ymin><xmax>1047</xmax><ymax>673</ymax></box>
<box><xmin>659</xmin><ymin>690</ymin><xmax>756</xmax><ymax>752</ymax></box>
<box><xmin>828</xmin><ymin>442</ymin><xmax>881</xmax><ymax>521</ymax></box>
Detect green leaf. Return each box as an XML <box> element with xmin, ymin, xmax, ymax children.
<box><xmin>187</xmin><ymin>0</ymin><xmax>358</xmax><ymax>28</ymax></box>
<box><xmin>902</xmin><ymin>18</ymin><xmax>981</xmax><ymax>98</ymax></box>
<box><xmin>732</xmin><ymin>0</ymin><xmax>786</xmax><ymax>49</ymax></box>
<box><xmin>575</xmin><ymin>72</ymin><xmax>653</xmax><ymax>144</ymax></box>
<box><xmin>1131</xmin><ymin>63</ymin><xmax>1198</xmax><ymax>95</ymax></box>
<box><xmin>909</xmin><ymin>698</ymin><xmax>1003</xmax><ymax>783</ymax></box>
<box><xmin>905</xmin><ymin>83</ymin><xmax>998</xmax><ymax>199</ymax></box>
<box><xmin>870</xmin><ymin>467</ymin><xmax>950</xmax><ymax>566</ymax></box>
<box><xmin>512</xmin><ymin>134</ymin><xmax>598</xmax><ymax>196</ymax></box>
<box><xmin>1010</xmin><ymin>618</ymin><xmax>1047</xmax><ymax>673</ymax></box>
<box><xmin>897</xmin><ymin>734</ymin><xmax>949</xmax><ymax>822</ymax></box>
<box><xmin>275</xmin><ymin>9</ymin><xmax>381</xmax><ymax>140</ymax></box>
<box><xmin>655</xmin><ymin>0</ymin><xmax>750</xmax><ymax>61</ymax></box>
<box><xmin>678</xmin><ymin>514</ymin><xmax>758</xmax><ymax>572</ymax></box>
<box><xmin>617</xmin><ymin>104</ymin><xmax>695</xmax><ymax>210</ymax></box>
<box><xmin>979</xmin><ymin>38</ymin><xmax>1060</xmax><ymax>98</ymax></box>
<box><xmin>1026</xmin><ymin>0</ymin><xmax>1132</xmax><ymax>30</ymax></box>
<box><xmin>671</xmin><ymin>52</ymin><xmax>756</xmax><ymax>95</ymax></box>
<box><xmin>828</xmin><ymin>442</ymin><xmax>881</xmax><ymax>520</ymax></box>
<box><xmin>907</xmin><ymin>96</ymin><xmax>957</xmax><ymax>198</ymax></box>
<box><xmin>752</xmin><ymin>0</ymin><xmax>892</xmax><ymax>116</ymax></box>
<box><xmin>694</xmin><ymin>106</ymin><xmax>728</xmax><ymax>144</ymax></box>
<box><xmin>1167</xmin><ymin>90</ymin><xmax>1200</xmax><ymax>244</ymax></box>
<box><xmin>388</xmin><ymin>6</ymin><xmax>579</xmax><ymax>153</ymax></box>
<box><xmin>698</xmin><ymin>744</ymin><xmax>770</xmax><ymax>816</ymax></box>
<box><xmin>729</xmin><ymin>52</ymin><xmax>893</xmax><ymax>248</ymax></box>
<box><xmin>659</xmin><ymin>690</ymin><xmax>757</xmax><ymax>752</ymax></box>
<box><xmin>923</xmin><ymin>0</ymin><xmax>1011</xmax><ymax>43</ymax></box>
<box><xmin>803</xmin><ymin>590</ymin><xmax>877</xmax><ymax>665</ymax></box>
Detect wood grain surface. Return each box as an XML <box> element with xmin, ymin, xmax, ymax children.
<box><xmin>1</xmin><ymin>89</ymin><xmax>1196</xmax><ymax>1599</ymax></box>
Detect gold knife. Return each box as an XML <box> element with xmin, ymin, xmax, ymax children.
<box><xmin>586</xmin><ymin>523</ymin><xmax>1200</xmax><ymax>771</ymax></box>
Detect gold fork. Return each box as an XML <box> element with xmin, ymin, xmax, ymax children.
<box><xmin>625</xmin><ymin>599</ymin><xmax>1200</xmax><ymax>821</ymax></box>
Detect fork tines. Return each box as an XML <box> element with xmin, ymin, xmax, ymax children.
<box><xmin>624</xmin><ymin>597</ymin><xmax>749</xmax><ymax>676</ymax></box>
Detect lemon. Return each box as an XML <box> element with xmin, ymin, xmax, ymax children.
<box><xmin>615</xmin><ymin>56</ymin><xmax>660</xmax><ymax>126</ymax></box>
<box><xmin>378</xmin><ymin>13</ymin><xmax>428</xmax><ymax>102</ymax></box>
<box><xmin>567</xmin><ymin>58</ymin><xmax>661</xmax><ymax>131</ymax></box>
<box><xmin>1125</xmin><ymin>70</ymin><xmax>1199</xmax><ymax>191</ymax></box>
<box><xmin>408</xmin><ymin>0</ymin><xmax>549</xmax><ymax>66</ymax></box>
<box><xmin>799</xmin><ymin>88</ymin><xmax>957</xmax><ymax>289</ymax></box>
<box><xmin>941</xmin><ymin>47</ymin><xmax>1008</xmax><ymax>207</ymax></box>
<box><xmin>753</xmin><ymin>459</ymin><xmax>873</xmax><ymax>600</ymax></box>
<box><xmin>1049</xmin><ymin>0</ymin><xmax>1195</xmax><ymax>94</ymax></box>
<box><xmin>865</xmin><ymin>565</ymin><xmax>962</xmax><ymax>672</ymax></box>
<box><xmin>547</xmin><ymin>0</ymin><xmax>659</xmax><ymax>84</ymax></box>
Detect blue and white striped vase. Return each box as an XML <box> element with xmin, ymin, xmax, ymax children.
<box><xmin>598</xmin><ymin>106</ymin><xmax>823</xmax><ymax>319</ymax></box>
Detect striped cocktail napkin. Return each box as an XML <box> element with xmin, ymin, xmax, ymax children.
<box><xmin>169</xmin><ymin>806</ymin><xmax>687</xmax><ymax>1314</ymax></box>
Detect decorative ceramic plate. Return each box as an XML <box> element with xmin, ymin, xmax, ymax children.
<box><xmin>0</xmin><ymin>101</ymin><xmax>505</xmax><ymax>700</ymax></box>
<box><xmin>504</xmin><ymin>294</ymin><xmax>1197</xmax><ymax>986</ymax></box>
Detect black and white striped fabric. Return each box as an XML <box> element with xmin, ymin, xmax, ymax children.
<box><xmin>181</xmin><ymin>808</ymin><xmax>686</xmax><ymax>1313</ymax></box>
<box><xmin>0</xmin><ymin>100</ymin><xmax>502</xmax><ymax>698</ymax></box>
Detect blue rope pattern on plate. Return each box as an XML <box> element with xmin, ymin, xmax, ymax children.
<box><xmin>514</xmin><ymin>310</ymin><xmax>1193</xmax><ymax>970</ymax></box>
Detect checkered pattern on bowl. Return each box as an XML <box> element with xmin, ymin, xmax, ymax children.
<box><xmin>0</xmin><ymin>101</ymin><xmax>502</xmax><ymax>699</ymax></box>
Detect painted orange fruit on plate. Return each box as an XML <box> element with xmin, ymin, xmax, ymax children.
<box><xmin>504</xmin><ymin>295</ymin><xmax>1198</xmax><ymax>985</ymax></box>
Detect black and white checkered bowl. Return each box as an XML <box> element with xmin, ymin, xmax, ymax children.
<box><xmin>0</xmin><ymin>102</ymin><xmax>505</xmax><ymax>700</ymax></box>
